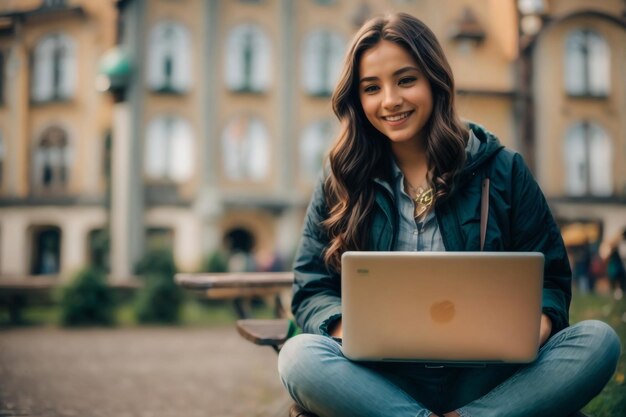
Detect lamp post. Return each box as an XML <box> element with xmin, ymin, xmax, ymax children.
<box><xmin>516</xmin><ymin>0</ymin><xmax>547</xmax><ymax>171</ymax></box>
<box><xmin>97</xmin><ymin>7</ymin><xmax>145</xmax><ymax>281</ymax></box>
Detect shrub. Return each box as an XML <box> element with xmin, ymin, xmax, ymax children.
<box><xmin>60</xmin><ymin>267</ymin><xmax>115</xmax><ymax>327</ymax></box>
<box><xmin>134</xmin><ymin>272</ymin><xmax>183</xmax><ymax>324</ymax></box>
<box><xmin>134</xmin><ymin>247</ymin><xmax>177</xmax><ymax>278</ymax></box>
<box><xmin>201</xmin><ymin>250</ymin><xmax>228</xmax><ymax>273</ymax></box>
<box><xmin>134</xmin><ymin>248</ymin><xmax>182</xmax><ymax>324</ymax></box>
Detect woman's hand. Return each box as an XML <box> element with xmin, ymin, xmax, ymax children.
<box><xmin>539</xmin><ymin>314</ymin><xmax>552</xmax><ymax>346</ymax></box>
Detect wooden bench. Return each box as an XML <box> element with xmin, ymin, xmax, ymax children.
<box><xmin>175</xmin><ymin>272</ymin><xmax>315</xmax><ymax>416</ymax></box>
<box><xmin>0</xmin><ymin>277</ymin><xmax>58</xmax><ymax>324</ymax></box>
<box><xmin>175</xmin><ymin>272</ymin><xmax>297</xmax><ymax>349</ymax></box>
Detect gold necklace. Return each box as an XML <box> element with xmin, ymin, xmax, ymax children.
<box><xmin>405</xmin><ymin>180</ymin><xmax>434</xmax><ymax>219</ymax></box>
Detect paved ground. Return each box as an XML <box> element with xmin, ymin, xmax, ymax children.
<box><xmin>0</xmin><ymin>326</ymin><xmax>292</xmax><ymax>417</ymax></box>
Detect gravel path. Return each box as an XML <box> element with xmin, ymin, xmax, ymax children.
<box><xmin>0</xmin><ymin>326</ymin><xmax>292</xmax><ymax>417</ymax></box>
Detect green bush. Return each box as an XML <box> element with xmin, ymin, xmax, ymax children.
<box><xmin>133</xmin><ymin>248</ymin><xmax>182</xmax><ymax>324</ymax></box>
<box><xmin>59</xmin><ymin>267</ymin><xmax>115</xmax><ymax>327</ymax></box>
<box><xmin>135</xmin><ymin>247</ymin><xmax>177</xmax><ymax>278</ymax></box>
<box><xmin>134</xmin><ymin>273</ymin><xmax>183</xmax><ymax>324</ymax></box>
<box><xmin>201</xmin><ymin>250</ymin><xmax>228</xmax><ymax>273</ymax></box>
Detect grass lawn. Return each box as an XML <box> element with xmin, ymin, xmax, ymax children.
<box><xmin>570</xmin><ymin>292</ymin><xmax>626</xmax><ymax>416</ymax></box>
<box><xmin>0</xmin><ymin>294</ymin><xmax>267</xmax><ymax>328</ymax></box>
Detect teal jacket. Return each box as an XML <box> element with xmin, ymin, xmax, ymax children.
<box><xmin>292</xmin><ymin>123</ymin><xmax>571</xmax><ymax>338</ymax></box>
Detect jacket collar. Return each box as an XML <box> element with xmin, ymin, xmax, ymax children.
<box><xmin>461</xmin><ymin>122</ymin><xmax>505</xmax><ymax>176</ymax></box>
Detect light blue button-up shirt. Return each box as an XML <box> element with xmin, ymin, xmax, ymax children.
<box><xmin>389</xmin><ymin>130</ymin><xmax>481</xmax><ymax>252</ymax></box>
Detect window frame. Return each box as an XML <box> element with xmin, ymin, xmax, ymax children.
<box><xmin>224</xmin><ymin>23</ymin><xmax>272</xmax><ymax>94</ymax></box>
<box><xmin>32</xmin><ymin>126</ymin><xmax>72</xmax><ymax>194</ymax></box>
<box><xmin>564</xmin><ymin>121</ymin><xmax>613</xmax><ymax>198</ymax></box>
<box><xmin>146</xmin><ymin>21</ymin><xmax>193</xmax><ymax>94</ymax></box>
<box><xmin>144</xmin><ymin>115</ymin><xmax>195</xmax><ymax>183</ymax></box>
<box><xmin>31</xmin><ymin>33</ymin><xmax>76</xmax><ymax>103</ymax></box>
<box><xmin>221</xmin><ymin>114</ymin><xmax>271</xmax><ymax>182</ymax></box>
<box><xmin>301</xmin><ymin>29</ymin><xmax>346</xmax><ymax>97</ymax></box>
<box><xmin>564</xmin><ymin>28</ymin><xmax>610</xmax><ymax>98</ymax></box>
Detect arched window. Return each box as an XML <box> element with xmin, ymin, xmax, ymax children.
<box><xmin>145</xmin><ymin>116</ymin><xmax>194</xmax><ymax>182</ymax></box>
<box><xmin>225</xmin><ymin>24</ymin><xmax>271</xmax><ymax>93</ymax></box>
<box><xmin>300</xmin><ymin>119</ymin><xmax>335</xmax><ymax>182</ymax></box>
<box><xmin>222</xmin><ymin>115</ymin><xmax>270</xmax><ymax>181</ymax></box>
<box><xmin>302</xmin><ymin>30</ymin><xmax>345</xmax><ymax>96</ymax></box>
<box><xmin>564</xmin><ymin>29</ymin><xmax>610</xmax><ymax>96</ymax></box>
<box><xmin>31</xmin><ymin>33</ymin><xmax>76</xmax><ymax>102</ymax></box>
<box><xmin>146</xmin><ymin>22</ymin><xmax>192</xmax><ymax>93</ymax></box>
<box><xmin>564</xmin><ymin>122</ymin><xmax>612</xmax><ymax>197</ymax></box>
<box><xmin>33</xmin><ymin>126</ymin><xmax>72</xmax><ymax>192</ymax></box>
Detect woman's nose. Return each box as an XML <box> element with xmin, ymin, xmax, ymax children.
<box><xmin>382</xmin><ymin>87</ymin><xmax>402</xmax><ymax>110</ymax></box>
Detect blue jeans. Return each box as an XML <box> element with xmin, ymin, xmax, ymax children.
<box><xmin>278</xmin><ymin>320</ymin><xmax>620</xmax><ymax>417</ymax></box>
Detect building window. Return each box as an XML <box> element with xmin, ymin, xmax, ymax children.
<box><xmin>145</xmin><ymin>116</ymin><xmax>194</xmax><ymax>182</ymax></box>
<box><xmin>222</xmin><ymin>115</ymin><xmax>270</xmax><ymax>181</ymax></box>
<box><xmin>300</xmin><ymin>119</ymin><xmax>335</xmax><ymax>182</ymax></box>
<box><xmin>33</xmin><ymin>126</ymin><xmax>71</xmax><ymax>192</ymax></box>
<box><xmin>146</xmin><ymin>21</ymin><xmax>192</xmax><ymax>93</ymax></box>
<box><xmin>302</xmin><ymin>30</ymin><xmax>345</xmax><ymax>96</ymax></box>
<box><xmin>225</xmin><ymin>24</ymin><xmax>271</xmax><ymax>93</ymax></box>
<box><xmin>564</xmin><ymin>29</ymin><xmax>610</xmax><ymax>97</ymax></box>
<box><xmin>30</xmin><ymin>226</ymin><xmax>62</xmax><ymax>275</ymax></box>
<box><xmin>31</xmin><ymin>33</ymin><xmax>76</xmax><ymax>102</ymax></box>
<box><xmin>564</xmin><ymin>122</ymin><xmax>612</xmax><ymax>197</ymax></box>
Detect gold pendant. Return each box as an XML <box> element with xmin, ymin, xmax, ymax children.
<box><xmin>413</xmin><ymin>187</ymin><xmax>433</xmax><ymax>219</ymax></box>
<box><xmin>415</xmin><ymin>188</ymin><xmax>433</xmax><ymax>206</ymax></box>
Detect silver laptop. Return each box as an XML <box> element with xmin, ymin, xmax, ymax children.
<box><xmin>341</xmin><ymin>251</ymin><xmax>544</xmax><ymax>364</ymax></box>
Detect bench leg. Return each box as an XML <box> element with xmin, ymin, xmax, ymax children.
<box><xmin>233</xmin><ymin>298</ymin><xmax>251</xmax><ymax>319</ymax></box>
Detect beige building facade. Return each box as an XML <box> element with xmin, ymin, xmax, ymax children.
<box><xmin>0</xmin><ymin>0</ymin><xmax>624</xmax><ymax>281</ymax></box>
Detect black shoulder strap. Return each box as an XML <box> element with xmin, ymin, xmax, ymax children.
<box><xmin>480</xmin><ymin>178</ymin><xmax>490</xmax><ymax>251</ymax></box>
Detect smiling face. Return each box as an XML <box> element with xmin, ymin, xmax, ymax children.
<box><xmin>358</xmin><ymin>40</ymin><xmax>433</xmax><ymax>148</ymax></box>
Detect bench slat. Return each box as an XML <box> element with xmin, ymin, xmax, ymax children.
<box><xmin>175</xmin><ymin>272</ymin><xmax>293</xmax><ymax>290</ymax></box>
<box><xmin>236</xmin><ymin>319</ymin><xmax>293</xmax><ymax>346</ymax></box>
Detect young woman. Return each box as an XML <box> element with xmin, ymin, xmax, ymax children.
<box><xmin>278</xmin><ymin>13</ymin><xmax>620</xmax><ymax>417</ymax></box>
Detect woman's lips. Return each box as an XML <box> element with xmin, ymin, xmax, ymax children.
<box><xmin>381</xmin><ymin>110</ymin><xmax>413</xmax><ymax>126</ymax></box>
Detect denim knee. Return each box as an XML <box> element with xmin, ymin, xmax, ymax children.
<box><xmin>572</xmin><ymin>320</ymin><xmax>621</xmax><ymax>356</ymax></box>
<box><xmin>278</xmin><ymin>333</ymin><xmax>339</xmax><ymax>390</ymax></box>
<box><xmin>569</xmin><ymin>320</ymin><xmax>621</xmax><ymax>377</ymax></box>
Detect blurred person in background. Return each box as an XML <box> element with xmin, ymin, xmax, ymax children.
<box><xmin>600</xmin><ymin>228</ymin><xmax>626</xmax><ymax>300</ymax></box>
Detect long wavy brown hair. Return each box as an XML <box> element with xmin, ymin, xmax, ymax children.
<box><xmin>323</xmin><ymin>12</ymin><xmax>468</xmax><ymax>271</ymax></box>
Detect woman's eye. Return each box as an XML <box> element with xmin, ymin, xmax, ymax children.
<box><xmin>363</xmin><ymin>85</ymin><xmax>379</xmax><ymax>93</ymax></box>
<box><xmin>399</xmin><ymin>77</ymin><xmax>417</xmax><ymax>86</ymax></box>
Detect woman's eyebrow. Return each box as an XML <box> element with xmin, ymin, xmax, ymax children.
<box><xmin>359</xmin><ymin>66</ymin><xmax>420</xmax><ymax>84</ymax></box>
